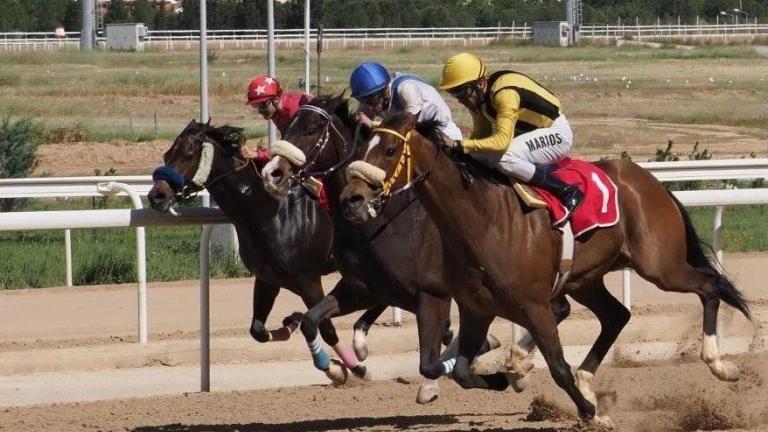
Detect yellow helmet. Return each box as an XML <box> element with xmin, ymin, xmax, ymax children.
<box><xmin>440</xmin><ymin>53</ymin><xmax>487</xmax><ymax>90</ymax></box>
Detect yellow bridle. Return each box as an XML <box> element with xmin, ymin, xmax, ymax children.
<box><xmin>373</xmin><ymin>127</ymin><xmax>412</xmax><ymax>196</ymax></box>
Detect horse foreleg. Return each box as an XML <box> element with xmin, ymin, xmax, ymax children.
<box><xmin>249</xmin><ymin>278</ymin><xmax>280</xmax><ymax>343</ymax></box>
<box><xmin>523</xmin><ymin>301</ymin><xmax>598</xmax><ymax>423</ymax></box>
<box><xmin>570</xmin><ymin>280</ymin><xmax>630</xmax><ymax>407</ymax></box>
<box><xmin>504</xmin><ymin>294</ymin><xmax>572</xmax><ymax>392</ymax></box>
<box><xmin>352</xmin><ymin>304</ymin><xmax>388</xmax><ymax>361</ymax></box>
<box><xmin>451</xmin><ymin>307</ymin><xmax>510</xmax><ymax>391</ymax></box>
<box><xmin>413</xmin><ymin>292</ymin><xmax>451</xmax><ymax>404</ymax></box>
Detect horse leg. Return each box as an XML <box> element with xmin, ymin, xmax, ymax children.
<box><xmin>299</xmin><ymin>278</ymin><xmax>376</xmax><ymax>383</ymax></box>
<box><xmin>352</xmin><ymin>303</ymin><xmax>388</xmax><ymax>361</ymax></box>
<box><xmin>523</xmin><ymin>301</ymin><xmax>597</xmax><ymax>423</ymax></box>
<box><xmin>413</xmin><ymin>292</ymin><xmax>452</xmax><ymax>404</ymax></box>
<box><xmin>569</xmin><ymin>280</ymin><xmax>630</xmax><ymax>408</ymax></box>
<box><xmin>505</xmin><ymin>294</ymin><xmax>571</xmax><ymax>392</ymax></box>
<box><xmin>248</xmin><ymin>278</ymin><xmax>280</xmax><ymax>343</ymax></box>
<box><xmin>636</xmin><ymin>264</ymin><xmax>741</xmax><ymax>382</ymax></box>
<box><xmin>442</xmin><ymin>316</ymin><xmax>453</xmax><ymax>346</ymax></box>
<box><xmin>451</xmin><ymin>307</ymin><xmax>510</xmax><ymax>391</ymax></box>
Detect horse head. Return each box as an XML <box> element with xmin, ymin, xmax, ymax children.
<box><xmin>148</xmin><ymin>119</ymin><xmax>246</xmax><ymax>212</ymax></box>
<box><xmin>340</xmin><ymin>111</ymin><xmax>447</xmax><ymax>224</ymax></box>
<box><xmin>261</xmin><ymin>91</ymin><xmax>362</xmax><ymax>197</ymax></box>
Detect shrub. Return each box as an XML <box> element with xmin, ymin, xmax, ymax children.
<box><xmin>0</xmin><ymin>117</ymin><xmax>42</xmax><ymax>211</ymax></box>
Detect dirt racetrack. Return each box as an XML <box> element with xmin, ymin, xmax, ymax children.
<box><xmin>1</xmin><ymin>254</ymin><xmax>767</xmax><ymax>432</ymax></box>
<box><xmin>1</xmin><ymin>351</ymin><xmax>767</xmax><ymax>432</ymax></box>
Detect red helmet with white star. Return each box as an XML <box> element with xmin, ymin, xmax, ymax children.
<box><xmin>246</xmin><ymin>75</ymin><xmax>282</xmax><ymax>105</ymax></box>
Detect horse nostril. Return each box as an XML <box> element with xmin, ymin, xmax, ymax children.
<box><xmin>149</xmin><ymin>190</ymin><xmax>166</xmax><ymax>204</ymax></box>
<box><xmin>270</xmin><ymin>169</ymin><xmax>283</xmax><ymax>179</ymax></box>
<box><xmin>348</xmin><ymin>194</ymin><xmax>365</xmax><ymax>209</ymax></box>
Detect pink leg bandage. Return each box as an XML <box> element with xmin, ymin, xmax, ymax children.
<box><xmin>333</xmin><ymin>345</ymin><xmax>360</xmax><ymax>368</ymax></box>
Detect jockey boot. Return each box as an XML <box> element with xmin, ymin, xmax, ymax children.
<box><xmin>529</xmin><ymin>167</ymin><xmax>584</xmax><ymax>215</ymax></box>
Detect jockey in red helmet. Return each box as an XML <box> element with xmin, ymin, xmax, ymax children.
<box><xmin>246</xmin><ymin>75</ymin><xmax>313</xmax><ymax>137</ymax></box>
<box><xmin>243</xmin><ymin>75</ymin><xmax>314</xmax><ymax>161</ymax></box>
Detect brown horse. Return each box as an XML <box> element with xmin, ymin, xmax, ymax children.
<box><xmin>260</xmin><ymin>94</ymin><xmax>526</xmax><ymax>403</ymax></box>
<box><xmin>340</xmin><ymin>112</ymin><xmax>751</xmax><ymax>423</ymax></box>
<box><xmin>147</xmin><ymin>120</ymin><xmax>356</xmax><ymax>382</ymax></box>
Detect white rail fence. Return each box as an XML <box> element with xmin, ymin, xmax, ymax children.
<box><xmin>1</xmin><ymin>24</ymin><xmax>766</xmax><ymax>50</ymax></box>
<box><xmin>1</xmin><ymin>159</ymin><xmax>768</xmax><ymax>391</ymax></box>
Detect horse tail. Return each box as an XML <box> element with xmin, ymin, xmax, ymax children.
<box><xmin>668</xmin><ymin>191</ymin><xmax>752</xmax><ymax>320</ymax></box>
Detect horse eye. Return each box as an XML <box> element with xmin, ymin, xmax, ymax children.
<box><xmin>385</xmin><ymin>148</ymin><xmax>396</xmax><ymax>157</ymax></box>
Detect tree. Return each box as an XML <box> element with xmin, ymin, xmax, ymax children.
<box><xmin>105</xmin><ymin>0</ymin><xmax>131</xmax><ymax>24</ymax></box>
<box><xmin>133</xmin><ymin>0</ymin><xmax>157</xmax><ymax>26</ymax></box>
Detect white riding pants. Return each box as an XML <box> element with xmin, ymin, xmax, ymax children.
<box><xmin>498</xmin><ymin>114</ymin><xmax>574</xmax><ymax>182</ymax></box>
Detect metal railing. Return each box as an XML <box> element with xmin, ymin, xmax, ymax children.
<box><xmin>3</xmin><ymin>23</ymin><xmax>764</xmax><ymax>50</ymax></box>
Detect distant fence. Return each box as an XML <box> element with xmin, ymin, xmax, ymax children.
<box><xmin>1</xmin><ymin>23</ymin><xmax>766</xmax><ymax>51</ymax></box>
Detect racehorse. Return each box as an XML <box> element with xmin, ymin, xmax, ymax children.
<box><xmin>147</xmin><ymin>119</ymin><xmax>358</xmax><ymax>382</ymax></box>
<box><xmin>260</xmin><ymin>94</ymin><xmax>555</xmax><ymax>403</ymax></box>
<box><xmin>340</xmin><ymin>112</ymin><xmax>751</xmax><ymax>423</ymax></box>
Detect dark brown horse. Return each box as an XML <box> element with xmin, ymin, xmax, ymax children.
<box><xmin>340</xmin><ymin>112</ymin><xmax>751</xmax><ymax>423</ymax></box>
<box><xmin>260</xmin><ymin>94</ymin><xmax>519</xmax><ymax>403</ymax></box>
<box><xmin>147</xmin><ymin>120</ymin><xmax>354</xmax><ymax>383</ymax></box>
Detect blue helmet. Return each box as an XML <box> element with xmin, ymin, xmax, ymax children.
<box><xmin>350</xmin><ymin>62</ymin><xmax>390</xmax><ymax>99</ymax></box>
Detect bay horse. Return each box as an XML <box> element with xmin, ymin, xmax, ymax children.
<box><xmin>340</xmin><ymin>112</ymin><xmax>751</xmax><ymax>423</ymax></box>
<box><xmin>147</xmin><ymin>119</ymin><xmax>361</xmax><ymax>383</ymax></box>
<box><xmin>260</xmin><ymin>94</ymin><xmax>555</xmax><ymax>403</ymax></box>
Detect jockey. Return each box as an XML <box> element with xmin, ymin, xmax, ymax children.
<box><xmin>440</xmin><ymin>53</ymin><xmax>583</xmax><ymax>214</ymax></box>
<box><xmin>246</xmin><ymin>75</ymin><xmax>313</xmax><ymax>137</ymax></box>
<box><xmin>349</xmin><ymin>61</ymin><xmax>463</xmax><ymax>141</ymax></box>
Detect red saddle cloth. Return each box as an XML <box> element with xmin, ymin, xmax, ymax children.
<box><xmin>531</xmin><ymin>158</ymin><xmax>620</xmax><ymax>237</ymax></box>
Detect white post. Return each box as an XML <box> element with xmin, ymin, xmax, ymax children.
<box><xmin>199</xmin><ymin>0</ymin><xmax>209</xmax><ymax>122</ymax></box>
<box><xmin>63</xmin><ymin>198</ymin><xmax>73</xmax><ymax>287</ymax></box>
<box><xmin>713</xmin><ymin>205</ymin><xmax>725</xmax><ymax>264</ymax></box>
<box><xmin>200</xmin><ymin>225</ymin><xmax>213</xmax><ymax>392</ymax></box>
<box><xmin>96</xmin><ymin>182</ymin><xmax>148</xmax><ymax>344</ymax></box>
<box><xmin>622</xmin><ymin>268</ymin><xmax>631</xmax><ymax>310</ymax></box>
<box><xmin>304</xmin><ymin>0</ymin><xmax>311</xmax><ymax>93</ymax></box>
<box><xmin>267</xmin><ymin>0</ymin><xmax>277</xmax><ymax>147</ymax></box>
<box><xmin>392</xmin><ymin>307</ymin><xmax>402</xmax><ymax>325</ymax></box>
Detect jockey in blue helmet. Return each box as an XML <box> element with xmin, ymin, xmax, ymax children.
<box><xmin>349</xmin><ymin>61</ymin><xmax>462</xmax><ymax>141</ymax></box>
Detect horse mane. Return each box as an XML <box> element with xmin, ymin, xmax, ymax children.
<box><xmin>180</xmin><ymin>119</ymin><xmax>245</xmax><ymax>150</ymax></box>
<box><xmin>381</xmin><ymin>111</ymin><xmax>511</xmax><ymax>188</ymax></box>
<box><xmin>306</xmin><ymin>95</ymin><xmax>357</xmax><ymax>133</ymax></box>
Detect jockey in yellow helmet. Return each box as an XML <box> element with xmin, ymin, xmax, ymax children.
<box><xmin>440</xmin><ymin>53</ymin><xmax>583</xmax><ymax>214</ymax></box>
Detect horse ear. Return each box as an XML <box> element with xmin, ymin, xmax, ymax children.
<box><xmin>404</xmin><ymin>111</ymin><xmax>421</xmax><ymax>131</ymax></box>
<box><xmin>206</xmin><ymin>117</ymin><xmax>212</xmax><ymax>126</ymax></box>
<box><xmin>327</xmin><ymin>90</ymin><xmax>347</xmax><ymax>111</ymax></box>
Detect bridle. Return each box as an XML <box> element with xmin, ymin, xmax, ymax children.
<box><xmin>153</xmin><ymin>130</ymin><xmax>258</xmax><ymax>200</ymax></box>
<box><xmin>367</xmin><ymin>126</ymin><xmax>441</xmax><ymax>212</ymax></box>
<box><xmin>287</xmin><ymin>104</ymin><xmax>359</xmax><ymax>186</ymax></box>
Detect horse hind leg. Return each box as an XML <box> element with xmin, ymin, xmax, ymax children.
<box><xmin>569</xmin><ymin>279</ymin><xmax>631</xmax><ymax>408</ymax></box>
<box><xmin>352</xmin><ymin>304</ymin><xmax>388</xmax><ymax>362</ymax></box>
<box><xmin>637</xmin><ymin>264</ymin><xmax>744</xmax><ymax>382</ymax></box>
<box><xmin>451</xmin><ymin>308</ymin><xmax>510</xmax><ymax>392</ymax></box>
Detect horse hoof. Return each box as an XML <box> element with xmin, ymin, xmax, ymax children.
<box><xmin>709</xmin><ymin>359</ymin><xmax>740</xmax><ymax>382</ymax></box>
<box><xmin>416</xmin><ymin>382</ymin><xmax>439</xmax><ymax>405</ymax></box>
<box><xmin>505</xmin><ymin>345</ymin><xmax>534</xmax><ymax>378</ymax></box>
<box><xmin>575</xmin><ymin>370</ymin><xmax>598</xmax><ymax>407</ymax></box>
<box><xmin>353</xmin><ymin>331</ymin><xmax>369</xmax><ymax>361</ymax></box>
<box><xmin>508</xmin><ymin>374</ymin><xmax>529</xmax><ymax>393</ymax></box>
<box><xmin>351</xmin><ymin>365</ymin><xmax>371</xmax><ymax>380</ymax></box>
<box><xmin>325</xmin><ymin>359</ymin><xmax>348</xmax><ymax>386</ymax></box>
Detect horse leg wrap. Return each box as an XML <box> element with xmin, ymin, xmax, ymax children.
<box><xmin>268</xmin><ymin>321</ymin><xmax>299</xmax><ymax>342</ymax></box>
<box><xmin>308</xmin><ymin>335</ymin><xmax>330</xmax><ymax>371</ymax></box>
<box><xmin>333</xmin><ymin>345</ymin><xmax>360</xmax><ymax>368</ymax></box>
<box><xmin>442</xmin><ymin>358</ymin><xmax>457</xmax><ymax>375</ymax></box>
